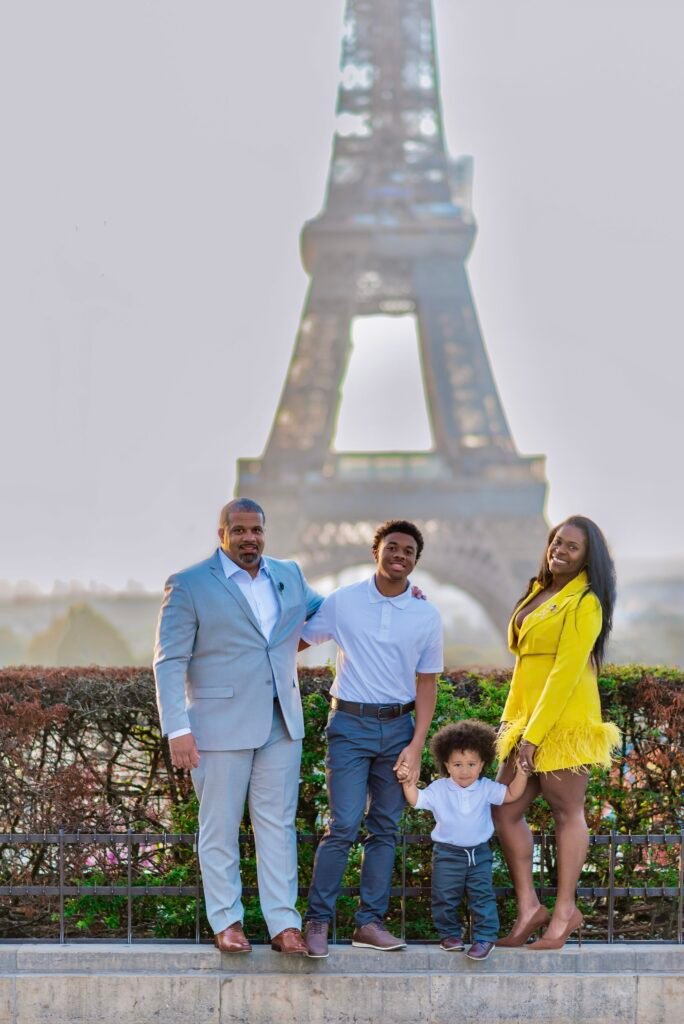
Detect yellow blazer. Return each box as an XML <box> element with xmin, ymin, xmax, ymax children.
<box><xmin>496</xmin><ymin>571</ymin><xmax>620</xmax><ymax>772</ymax></box>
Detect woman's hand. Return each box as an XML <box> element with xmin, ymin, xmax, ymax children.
<box><xmin>518</xmin><ymin>740</ymin><xmax>538</xmax><ymax>774</ymax></box>
<box><xmin>497</xmin><ymin>721</ymin><xmax>509</xmax><ymax>738</ymax></box>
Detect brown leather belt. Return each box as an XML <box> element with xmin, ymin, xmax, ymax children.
<box><xmin>330</xmin><ymin>696</ymin><xmax>415</xmax><ymax>721</ymax></box>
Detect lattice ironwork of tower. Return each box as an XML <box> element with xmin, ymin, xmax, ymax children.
<box><xmin>236</xmin><ymin>0</ymin><xmax>548</xmax><ymax>634</ymax></box>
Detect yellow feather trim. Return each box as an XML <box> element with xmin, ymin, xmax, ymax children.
<box><xmin>496</xmin><ymin>718</ymin><xmax>621</xmax><ymax>773</ymax></box>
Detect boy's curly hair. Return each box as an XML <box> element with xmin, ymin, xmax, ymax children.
<box><xmin>429</xmin><ymin>719</ymin><xmax>497</xmax><ymax>777</ymax></box>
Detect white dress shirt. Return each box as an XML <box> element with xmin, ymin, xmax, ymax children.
<box><xmin>217</xmin><ymin>548</ymin><xmax>279</xmax><ymax>642</ymax></box>
<box><xmin>300</xmin><ymin>575</ymin><xmax>443</xmax><ymax>705</ymax></box>
<box><xmin>168</xmin><ymin>551</ymin><xmax>280</xmax><ymax>739</ymax></box>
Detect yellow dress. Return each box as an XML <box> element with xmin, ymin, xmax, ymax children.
<box><xmin>496</xmin><ymin>571</ymin><xmax>620</xmax><ymax>773</ymax></box>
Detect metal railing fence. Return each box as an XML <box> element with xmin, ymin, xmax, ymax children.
<box><xmin>1</xmin><ymin>830</ymin><xmax>682</xmax><ymax>944</ymax></box>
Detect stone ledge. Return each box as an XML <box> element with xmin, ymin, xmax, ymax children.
<box><xmin>1</xmin><ymin>942</ymin><xmax>683</xmax><ymax>976</ymax></box>
<box><xmin>0</xmin><ymin>944</ymin><xmax>682</xmax><ymax>1024</ymax></box>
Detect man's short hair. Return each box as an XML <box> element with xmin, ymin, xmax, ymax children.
<box><xmin>371</xmin><ymin>519</ymin><xmax>424</xmax><ymax>561</ymax></box>
<box><xmin>219</xmin><ymin>498</ymin><xmax>266</xmax><ymax>527</ymax></box>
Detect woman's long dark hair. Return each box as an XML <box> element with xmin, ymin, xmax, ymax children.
<box><xmin>515</xmin><ymin>515</ymin><xmax>616</xmax><ymax>670</ymax></box>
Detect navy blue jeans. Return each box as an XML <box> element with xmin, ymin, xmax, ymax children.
<box><xmin>432</xmin><ymin>841</ymin><xmax>499</xmax><ymax>942</ymax></box>
<box><xmin>306</xmin><ymin>708</ymin><xmax>413</xmax><ymax>927</ymax></box>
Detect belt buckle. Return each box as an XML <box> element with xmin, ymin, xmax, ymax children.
<box><xmin>377</xmin><ymin>704</ymin><xmax>397</xmax><ymax>721</ymax></box>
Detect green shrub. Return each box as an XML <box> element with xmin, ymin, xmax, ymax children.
<box><xmin>1</xmin><ymin>664</ymin><xmax>682</xmax><ymax>940</ymax></box>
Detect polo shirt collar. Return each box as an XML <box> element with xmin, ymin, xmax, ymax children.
<box><xmin>218</xmin><ymin>547</ymin><xmax>270</xmax><ymax>579</ymax></box>
<box><xmin>367</xmin><ymin>574</ymin><xmax>412</xmax><ymax>608</ymax></box>
<box><xmin>448</xmin><ymin>777</ymin><xmax>481</xmax><ymax>793</ymax></box>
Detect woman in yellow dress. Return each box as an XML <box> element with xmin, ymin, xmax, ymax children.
<box><xmin>493</xmin><ymin>515</ymin><xmax>620</xmax><ymax>949</ymax></box>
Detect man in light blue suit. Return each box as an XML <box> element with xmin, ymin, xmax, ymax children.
<box><xmin>153</xmin><ymin>498</ymin><xmax>321</xmax><ymax>954</ymax></box>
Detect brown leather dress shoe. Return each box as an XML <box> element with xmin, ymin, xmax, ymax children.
<box><xmin>214</xmin><ymin>921</ymin><xmax>252</xmax><ymax>953</ymax></box>
<box><xmin>270</xmin><ymin>927</ymin><xmax>308</xmax><ymax>955</ymax></box>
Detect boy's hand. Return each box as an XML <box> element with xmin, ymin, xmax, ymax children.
<box><xmin>393</xmin><ymin>743</ymin><xmax>421</xmax><ymax>785</ymax></box>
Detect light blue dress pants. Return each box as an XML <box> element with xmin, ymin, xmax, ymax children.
<box><xmin>191</xmin><ymin>701</ymin><xmax>302</xmax><ymax>938</ymax></box>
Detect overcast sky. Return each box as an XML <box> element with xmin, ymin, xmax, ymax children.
<box><xmin>1</xmin><ymin>0</ymin><xmax>683</xmax><ymax>592</ymax></box>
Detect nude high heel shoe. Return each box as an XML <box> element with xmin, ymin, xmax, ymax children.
<box><xmin>526</xmin><ymin>908</ymin><xmax>583</xmax><ymax>950</ymax></box>
<box><xmin>495</xmin><ymin>905</ymin><xmax>551</xmax><ymax>947</ymax></box>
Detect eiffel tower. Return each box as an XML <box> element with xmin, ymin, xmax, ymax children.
<box><xmin>236</xmin><ymin>0</ymin><xmax>548</xmax><ymax>633</ymax></box>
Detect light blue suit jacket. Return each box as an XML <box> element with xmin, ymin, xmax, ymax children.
<box><xmin>153</xmin><ymin>550</ymin><xmax>322</xmax><ymax>750</ymax></box>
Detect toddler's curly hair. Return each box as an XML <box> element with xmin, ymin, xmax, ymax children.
<box><xmin>429</xmin><ymin>719</ymin><xmax>497</xmax><ymax>777</ymax></box>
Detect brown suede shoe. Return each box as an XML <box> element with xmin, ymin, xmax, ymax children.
<box><xmin>439</xmin><ymin>935</ymin><xmax>465</xmax><ymax>952</ymax></box>
<box><xmin>304</xmin><ymin>920</ymin><xmax>329</xmax><ymax>958</ymax></box>
<box><xmin>214</xmin><ymin>922</ymin><xmax>252</xmax><ymax>953</ymax></box>
<box><xmin>351</xmin><ymin>921</ymin><xmax>406</xmax><ymax>951</ymax></box>
<box><xmin>270</xmin><ymin>927</ymin><xmax>308</xmax><ymax>955</ymax></box>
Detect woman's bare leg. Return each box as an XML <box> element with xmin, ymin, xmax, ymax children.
<box><xmin>538</xmin><ymin>768</ymin><xmax>590</xmax><ymax>939</ymax></box>
<box><xmin>493</xmin><ymin>756</ymin><xmax>542</xmax><ymax>934</ymax></box>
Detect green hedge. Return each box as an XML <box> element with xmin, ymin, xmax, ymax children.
<box><xmin>1</xmin><ymin>665</ymin><xmax>682</xmax><ymax>941</ymax></box>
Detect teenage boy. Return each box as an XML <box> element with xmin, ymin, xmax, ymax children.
<box><xmin>300</xmin><ymin>519</ymin><xmax>443</xmax><ymax>958</ymax></box>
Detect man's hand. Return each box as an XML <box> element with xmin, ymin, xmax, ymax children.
<box><xmin>393</xmin><ymin>742</ymin><xmax>422</xmax><ymax>786</ymax></box>
<box><xmin>169</xmin><ymin>733</ymin><xmax>200</xmax><ymax>771</ymax></box>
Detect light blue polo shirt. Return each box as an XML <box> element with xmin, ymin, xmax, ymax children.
<box><xmin>300</xmin><ymin>575</ymin><xmax>443</xmax><ymax>705</ymax></box>
<box><xmin>415</xmin><ymin>777</ymin><xmax>507</xmax><ymax>847</ymax></box>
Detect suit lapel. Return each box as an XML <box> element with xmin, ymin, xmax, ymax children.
<box><xmin>264</xmin><ymin>557</ymin><xmax>285</xmax><ymax>642</ymax></box>
<box><xmin>208</xmin><ymin>551</ymin><xmax>264</xmax><ymax>636</ymax></box>
<box><xmin>509</xmin><ymin>582</ymin><xmax>541</xmax><ymax>650</ymax></box>
<box><xmin>517</xmin><ymin>571</ymin><xmax>590</xmax><ymax>645</ymax></box>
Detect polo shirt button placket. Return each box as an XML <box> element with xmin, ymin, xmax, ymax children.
<box><xmin>380</xmin><ymin>602</ymin><xmax>391</xmax><ymax>642</ymax></box>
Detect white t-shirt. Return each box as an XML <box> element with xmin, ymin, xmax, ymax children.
<box><xmin>415</xmin><ymin>776</ymin><xmax>507</xmax><ymax>847</ymax></box>
<box><xmin>301</xmin><ymin>576</ymin><xmax>443</xmax><ymax>705</ymax></box>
